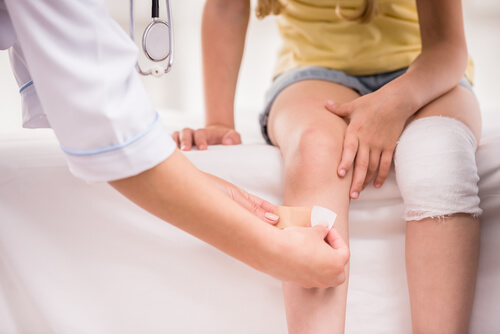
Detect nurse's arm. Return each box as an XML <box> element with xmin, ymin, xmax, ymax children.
<box><xmin>109</xmin><ymin>149</ymin><xmax>349</xmax><ymax>289</ymax></box>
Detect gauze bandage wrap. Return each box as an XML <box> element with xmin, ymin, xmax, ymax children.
<box><xmin>394</xmin><ymin>117</ymin><xmax>482</xmax><ymax>221</ymax></box>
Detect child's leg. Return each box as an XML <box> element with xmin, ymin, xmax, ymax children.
<box><xmin>406</xmin><ymin>216</ymin><xmax>479</xmax><ymax>334</ymax></box>
<box><xmin>267</xmin><ymin>80</ymin><xmax>359</xmax><ymax>334</ymax></box>
<box><xmin>397</xmin><ymin>85</ymin><xmax>482</xmax><ymax>334</ymax></box>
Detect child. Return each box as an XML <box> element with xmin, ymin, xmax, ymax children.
<box><xmin>177</xmin><ymin>0</ymin><xmax>482</xmax><ymax>332</ymax></box>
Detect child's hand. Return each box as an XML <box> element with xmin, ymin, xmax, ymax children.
<box><xmin>172</xmin><ymin>124</ymin><xmax>241</xmax><ymax>151</ymax></box>
<box><xmin>325</xmin><ymin>93</ymin><xmax>408</xmax><ymax>199</ymax></box>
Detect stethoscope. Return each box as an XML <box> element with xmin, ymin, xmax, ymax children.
<box><xmin>129</xmin><ymin>0</ymin><xmax>174</xmax><ymax>77</ymax></box>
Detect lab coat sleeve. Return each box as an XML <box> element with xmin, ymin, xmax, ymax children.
<box><xmin>3</xmin><ymin>0</ymin><xmax>176</xmax><ymax>182</ymax></box>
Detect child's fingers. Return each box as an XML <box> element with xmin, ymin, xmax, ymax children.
<box><xmin>373</xmin><ymin>149</ymin><xmax>394</xmax><ymax>188</ymax></box>
<box><xmin>171</xmin><ymin>131</ymin><xmax>180</xmax><ymax>147</ymax></box>
<box><xmin>363</xmin><ymin>149</ymin><xmax>381</xmax><ymax>189</ymax></box>
<box><xmin>350</xmin><ymin>145</ymin><xmax>369</xmax><ymax>199</ymax></box>
<box><xmin>193</xmin><ymin>129</ymin><xmax>208</xmax><ymax>150</ymax></box>
<box><xmin>338</xmin><ymin>132</ymin><xmax>358</xmax><ymax>178</ymax></box>
<box><xmin>222</xmin><ymin>130</ymin><xmax>241</xmax><ymax>146</ymax></box>
<box><xmin>325</xmin><ymin>100</ymin><xmax>350</xmax><ymax>117</ymax></box>
<box><xmin>179</xmin><ymin>128</ymin><xmax>195</xmax><ymax>151</ymax></box>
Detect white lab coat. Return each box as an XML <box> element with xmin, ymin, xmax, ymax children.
<box><xmin>0</xmin><ymin>0</ymin><xmax>176</xmax><ymax>182</ymax></box>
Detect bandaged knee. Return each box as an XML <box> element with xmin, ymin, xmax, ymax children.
<box><xmin>394</xmin><ymin>116</ymin><xmax>482</xmax><ymax>221</ymax></box>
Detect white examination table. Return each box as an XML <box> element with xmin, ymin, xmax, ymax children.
<box><xmin>1</xmin><ymin>118</ymin><xmax>499</xmax><ymax>333</ymax></box>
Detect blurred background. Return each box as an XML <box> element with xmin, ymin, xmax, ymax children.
<box><xmin>1</xmin><ymin>0</ymin><xmax>499</xmax><ymax>135</ymax></box>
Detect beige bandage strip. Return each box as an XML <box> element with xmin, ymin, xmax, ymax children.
<box><xmin>274</xmin><ymin>206</ymin><xmax>337</xmax><ymax>230</ymax></box>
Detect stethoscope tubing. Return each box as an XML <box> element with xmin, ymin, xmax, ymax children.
<box><xmin>152</xmin><ymin>0</ymin><xmax>160</xmax><ymax>18</ymax></box>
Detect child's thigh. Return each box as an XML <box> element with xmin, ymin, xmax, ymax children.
<box><xmin>411</xmin><ymin>85</ymin><xmax>482</xmax><ymax>143</ymax></box>
<box><xmin>267</xmin><ymin>80</ymin><xmax>360</xmax><ymax>154</ymax></box>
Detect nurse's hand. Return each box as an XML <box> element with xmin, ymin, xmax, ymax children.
<box><xmin>273</xmin><ymin>225</ymin><xmax>350</xmax><ymax>288</ymax></box>
<box><xmin>204</xmin><ymin>172</ymin><xmax>279</xmax><ymax>225</ymax></box>
<box><xmin>172</xmin><ymin>125</ymin><xmax>241</xmax><ymax>151</ymax></box>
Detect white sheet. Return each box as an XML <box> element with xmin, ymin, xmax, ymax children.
<box><xmin>1</xmin><ymin>127</ymin><xmax>499</xmax><ymax>333</ymax></box>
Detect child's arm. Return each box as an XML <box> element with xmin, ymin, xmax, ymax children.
<box><xmin>325</xmin><ymin>0</ymin><xmax>468</xmax><ymax>198</ymax></box>
<box><xmin>172</xmin><ymin>0</ymin><xmax>250</xmax><ymax>151</ymax></box>
<box><xmin>392</xmin><ymin>0</ymin><xmax>468</xmax><ymax>112</ymax></box>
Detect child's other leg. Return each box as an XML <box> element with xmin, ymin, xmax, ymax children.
<box><xmin>406</xmin><ymin>216</ymin><xmax>479</xmax><ymax>334</ymax></box>
<box><xmin>267</xmin><ymin>80</ymin><xmax>359</xmax><ymax>334</ymax></box>
<box><xmin>397</xmin><ymin>86</ymin><xmax>482</xmax><ymax>334</ymax></box>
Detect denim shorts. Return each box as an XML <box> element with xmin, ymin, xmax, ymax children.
<box><xmin>258</xmin><ymin>66</ymin><xmax>473</xmax><ymax>145</ymax></box>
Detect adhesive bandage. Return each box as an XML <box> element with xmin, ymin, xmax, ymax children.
<box><xmin>394</xmin><ymin>116</ymin><xmax>482</xmax><ymax>221</ymax></box>
<box><xmin>274</xmin><ymin>206</ymin><xmax>337</xmax><ymax>230</ymax></box>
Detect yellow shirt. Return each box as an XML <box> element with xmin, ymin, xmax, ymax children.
<box><xmin>274</xmin><ymin>0</ymin><xmax>474</xmax><ymax>83</ymax></box>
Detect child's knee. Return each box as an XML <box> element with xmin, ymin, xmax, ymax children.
<box><xmin>394</xmin><ymin>117</ymin><xmax>482</xmax><ymax>221</ymax></box>
<box><xmin>289</xmin><ymin>125</ymin><xmax>344</xmax><ymax>165</ymax></box>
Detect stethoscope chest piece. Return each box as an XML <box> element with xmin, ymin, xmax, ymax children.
<box><xmin>143</xmin><ymin>18</ymin><xmax>170</xmax><ymax>62</ymax></box>
<box><xmin>130</xmin><ymin>0</ymin><xmax>174</xmax><ymax>77</ymax></box>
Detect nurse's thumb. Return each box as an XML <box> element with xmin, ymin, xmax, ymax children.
<box><xmin>311</xmin><ymin>221</ymin><xmax>330</xmax><ymax>240</ymax></box>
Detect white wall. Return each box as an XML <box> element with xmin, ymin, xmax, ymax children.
<box><xmin>463</xmin><ymin>0</ymin><xmax>500</xmax><ymax>131</ymax></box>
<box><xmin>1</xmin><ymin>0</ymin><xmax>499</xmax><ymax>132</ymax></box>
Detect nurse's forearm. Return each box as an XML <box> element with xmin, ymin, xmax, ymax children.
<box><xmin>109</xmin><ymin>150</ymin><xmax>349</xmax><ymax>288</ymax></box>
<box><xmin>109</xmin><ymin>150</ymin><xmax>270</xmax><ymax>271</ymax></box>
<box><xmin>202</xmin><ymin>0</ymin><xmax>250</xmax><ymax>127</ymax></box>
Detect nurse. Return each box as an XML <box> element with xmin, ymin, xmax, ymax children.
<box><xmin>0</xmin><ymin>0</ymin><xmax>349</xmax><ymax>288</ymax></box>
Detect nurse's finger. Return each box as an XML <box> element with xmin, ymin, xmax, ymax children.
<box><xmin>179</xmin><ymin>128</ymin><xmax>195</xmax><ymax>151</ymax></box>
<box><xmin>171</xmin><ymin>131</ymin><xmax>180</xmax><ymax>147</ymax></box>
<box><xmin>237</xmin><ymin>188</ymin><xmax>278</xmax><ymax>223</ymax></box>
<box><xmin>232</xmin><ymin>187</ymin><xmax>278</xmax><ymax>224</ymax></box>
<box><xmin>325</xmin><ymin>227</ymin><xmax>350</xmax><ymax>259</ymax></box>
<box><xmin>193</xmin><ymin>129</ymin><xmax>208</xmax><ymax>150</ymax></box>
